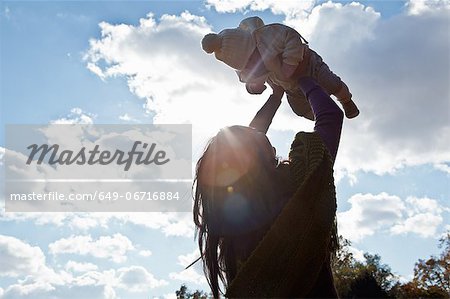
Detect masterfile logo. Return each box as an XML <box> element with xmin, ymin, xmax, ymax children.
<box><xmin>4</xmin><ymin>124</ymin><xmax>192</xmax><ymax>212</ymax></box>
<box><xmin>26</xmin><ymin>141</ymin><xmax>170</xmax><ymax>171</ymax></box>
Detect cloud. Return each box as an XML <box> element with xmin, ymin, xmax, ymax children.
<box><xmin>0</xmin><ymin>280</ymin><xmax>56</xmax><ymax>299</ymax></box>
<box><xmin>0</xmin><ymin>147</ymin><xmax>4</xmax><ymax>165</ymax></box>
<box><xmin>405</xmin><ymin>0</ymin><xmax>450</xmax><ymax>15</ymax></box>
<box><xmin>285</xmin><ymin>1</ymin><xmax>380</xmax><ymax>52</ymax></box>
<box><xmin>390</xmin><ymin>196</ymin><xmax>446</xmax><ymax>237</ymax></box>
<box><xmin>0</xmin><ymin>235</ymin><xmax>54</xmax><ymax>278</ymax></box>
<box><xmin>138</xmin><ymin>250</ymin><xmax>153</xmax><ymax>257</ymax></box>
<box><xmin>338</xmin><ymin>193</ymin><xmax>448</xmax><ymax>242</ymax></box>
<box><xmin>0</xmin><ymin>264</ymin><xmax>165</xmax><ymax>299</ymax></box>
<box><xmin>205</xmin><ymin>0</ymin><xmax>315</xmax><ymax>17</ymax></box>
<box><xmin>0</xmin><ymin>230</ymin><xmax>168</xmax><ymax>298</ymax></box>
<box><xmin>51</xmin><ymin>107</ymin><xmax>96</xmax><ymax>124</ymax></box>
<box><xmin>434</xmin><ymin>162</ymin><xmax>450</xmax><ymax>174</ymax></box>
<box><xmin>48</xmin><ymin>233</ymin><xmax>134</xmax><ymax>263</ymax></box>
<box><xmin>348</xmin><ymin>245</ymin><xmax>365</xmax><ymax>262</ymax></box>
<box><xmin>1</xmin><ymin>210</ymin><xmax>195</xmax><ymax>239</ymax></box>
<box><xmin>168</xmin><ymin>250</ymin><xmax>207</xmax><ymax>285</ymax></box>
<box><xmin>3</xmin><ymin>6</ymin><xmax>10</xmax><ymax>20</ymax></box>
<box><xmin>69</xmin><ymin>215</ymin><xmax>100</xmax><ymax>231</ymax></box>
<box><xmin>65</xmin><ymin>261</ymin><xmax>99</xmax><ymax>273</ymax></box>
<box><xmin>391</xmin><ymin>213</ymin><xmax>443</xmax><ymax>237</ymax></box>
<box><xmin>163</xmin><ymin>293</ymin><xmax>177</xmax><ymax>299</ymax></box>
<box><xmin>338</xmin><ymin>193</ymin><xmax>405</xmax><ymax>241</ymax></box>
<box><xmin>118</xmin><ymin>113</ymin><xmax>138</xmax><ymax>122</ymax></box>
<box><xmin>116</xmin><ymin>266</ymin><xmax>168</xmax><ymax>292</ymax></box>
<box><xmin>0</xmin><ymin>237</ymin><xmax>81</xmax><ymax>299</ymax></box>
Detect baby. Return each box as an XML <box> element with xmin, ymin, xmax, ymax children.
<box><xmin>202</xmin><ymin>16</ymin><xmax>359</xmax><ymax>120</ymax></box>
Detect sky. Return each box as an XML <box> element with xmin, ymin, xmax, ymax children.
<box><xmin>0</xmin><ymin>0</ymin><xmax>449</xmax><ymax>298</ymax></box>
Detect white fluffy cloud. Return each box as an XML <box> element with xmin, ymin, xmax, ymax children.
<box><xmin>285</xmin><ymin>1</ymin><xmax>380</xmax><ymax>52</ymax></box>
<box><xmin>138</xmin><ymin>250</ymin><xmax>153</xmax><ymax>257</ymax></box>
<box><xmin>338</xmin><ymin>193</ymin><xmax>405</xmax><ymax>241</ymax></box>
<box><xmin>117</xmin><ymin>266</ymin><xmax>168</xmax><ymax>292</ymax></box>
<box><xmin>206</xmin><ymin>0</ymin><xmax>315</xmax><ymax>18</ymax></box>
<box><xmin>1</xmin><ymin>211</ymin><xmax>195</xmax><ymax>239</ymax></box>
<box><xmin>405</xmin><ymin>0</ymin><xmax>450</xmax><ymax>15</ymax></box>
<box><xmin>0</xmin><ymin>235</ymin><xmax>54</xmax><ymax>278</ymax></box>
<box><xmin>168</xmin><ymin>250</ymin><xmax>207</xmax><ymax>285</ymax></box>
<box><xmin>390</xmin><ymin>196</ymin><xmax>446</xmax><ymax>237</ymax></box>
<box><xmin>0</xmin><ymin>235</ymin><xmax>169</xmax><ymax>299</ymax></box>
<box><xmin>51</xmin><ymin>107</ymin><xmax>95</xmax><ymax>124</ymax></box>
<box><xmin>338</xmin><ymin>193</ymin><xmax>448</xmax><ymax>242</ymax></box>
<box><xmin>0</xmin><ymin>236</ymin><xmax>89</xmax><ymax>299</ymax></box>
<box><xmin>48</xmin><ymin>233</ymin><xmax>134</xmax><ymax>263</ymax></box>
<box><xmin>65</xmin><ymin>261</ymin><xmax>99</xmax><ymax>272</ymax></box>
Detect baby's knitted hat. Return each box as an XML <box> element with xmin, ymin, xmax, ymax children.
<box><xmin>239</xmin><ymin>16</ymin><xmax>265</xmax><ymax>32</ymax></box>
<box><xmin>201</xmin><ymin>28</ymin><xmax>256</xmax><ymax>70</ymax></box>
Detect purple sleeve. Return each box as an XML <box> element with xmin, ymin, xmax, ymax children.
<box><xmin>298</xmin><ymin>77</ymin><xmax>344</xmax><ymax>160</ymax></box>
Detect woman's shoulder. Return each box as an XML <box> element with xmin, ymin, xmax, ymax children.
<box><xmin>289</xmin><ymin>131</ymin><xmax>326</xmax><ymax>162</ymax></box>
<box><xmin>289</xmin><ymin>131</ymin><xmax>331</xmax><ymax>188</ymax></box>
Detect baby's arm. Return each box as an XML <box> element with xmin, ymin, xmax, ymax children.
<box><xmin>279</xmin><ymin>25</ymin><xmax>307</xmax><ymax>80</ymax></box>
<box><xmin>256</xmin><ymin>24</ymin><xmax>306</xmax><ymax>81</ymax></box>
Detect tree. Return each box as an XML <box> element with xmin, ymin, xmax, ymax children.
<box><xmin>332</xmin><ymin>236</ymin><xmax>396</xmax><ymax>298</ymax></box>
<box><xmin>332</xmin><ymin>237</ymin><xmax>359</xmax><ymax>296</ymax></box>
<box><xmin>391</xmin><ymin>232</ymin><xmax>450</xmax><ymax>298</ymax></box>
<box><xmin>414</xmin><ymin>233</ymin><xmax>450</xmax><ymax>295</ymax></box>
<box><xmin>175</xmin><ymin>284</ymin><xmax>209</xmax><ymax>299</ymax></box>
<box><xmin>175</xmin><ymin>284</ymin><xmax>188</xmax><ymax>299</ymax></box>
<box><xmin>348</xmin><ymin>270</ymin><xmax>389</xmax><ymax>298</ymax></box>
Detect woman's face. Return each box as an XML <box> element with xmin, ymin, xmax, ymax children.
<box><xmin>229</xmin><ymin>126</ymin><xmax>276</xmax><ymax>165</ymax></box>
<box><xmin>253</xmin><ymin>130</ymin><xmax>277</xmax><ymax>163</ymax></box>
<box><xmin>200</xmin><ymin>126</ymin><xmax>276</xmax><ymax>187</ymax></box>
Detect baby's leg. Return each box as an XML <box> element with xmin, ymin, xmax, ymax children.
<box><xmin>333</xmin><ymin>81</ymin><xmax>359</xmax><ymax>119</ymax></box>
<box><xmin>286</xmin><ymin>90</ymin><xmax>315</xmax><ymax>121</ymax></box>
<box><xmin>334</xmin><ymin>82</ymin><xmax>359</xmax><ymax>119</ymax></box>
<box><xmin>310</xmin><ymin>51</ymin><xmax>359</xmax><ymax>118</ymax></box>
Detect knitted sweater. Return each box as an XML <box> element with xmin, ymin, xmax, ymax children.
<box><xmin>225</xmin><ymin>131</ymin><xmax>337</xmax><ymax>297</ymax></box>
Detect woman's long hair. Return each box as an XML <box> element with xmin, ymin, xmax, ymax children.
<box><xmin>193</xmin><ymin>126</ymin><xmax>290</xmax><ymax>297</ymax></box>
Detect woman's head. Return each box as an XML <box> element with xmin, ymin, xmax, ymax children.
<box><xmin>197</xmin><ymin>126</ymin><xmax>276</xmax><ymax>186</ymax></box>
<box><xmin>193</xmin><ymin>125</ymin><xmax>280</xmax><ymax>296</ymax></box>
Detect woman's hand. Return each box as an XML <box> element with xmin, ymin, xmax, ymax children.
<box><xmin>246</xmin><ymin>82</ymin><xmax>267</xmax><ymax>94</ymax></box>
<box><xmin>249</xmin><ymin>81</ymin><xmax>284</xmax><ymax>134</ymax></box>
<box><xmin>267</xmin><ymin>80</ymin><xmax>284</xmax><ymax>100</ymax></box>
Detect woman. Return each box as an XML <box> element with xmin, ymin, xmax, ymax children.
<box><xmin>193</xmin><ymin>77</ymin><xmax>344</xmax><ymax>298</ymax></box>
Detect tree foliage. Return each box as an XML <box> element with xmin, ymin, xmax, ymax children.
<box><xmin>177</xmin><ymin>233</ymin><xmax>450</xmax><ymax>298</ymax></box>
<box><xmin>392</xmin><ymin>233</ymin><xmax>450</xmax><ymax>298</ymax></box>
<box><xmin>175</xmin><ymin>284</ymin><xmax>209</xmax><ymax>299</ymax></box>
<box><xmin>332</xmin><ymin>236</ymin><xmax>394</xmax><ymax>298</ymax></box>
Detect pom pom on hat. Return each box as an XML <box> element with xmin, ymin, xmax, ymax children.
<box><xmin>202</xmin><ymin>28</ymin><xmax>256</xmax><ymax>70</ymax></box>
<box><xmin>202</xmin><ymin>33</ymin><xmax>221</xmax><ymax>54</ymax></box>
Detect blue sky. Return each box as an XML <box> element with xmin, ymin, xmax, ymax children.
<box><xmin>1</xmin><ymin>0</ymin><xmax>449</xmax><ymax>298</ymax></box>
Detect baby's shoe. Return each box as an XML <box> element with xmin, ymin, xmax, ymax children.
<box><xmin>342</xmin><ymin>99</ymin><xmax>360</xmax><ymax>119</ymax></box>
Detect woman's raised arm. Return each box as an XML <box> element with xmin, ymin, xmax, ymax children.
<box><xmin>298</xmin><ymin>77</ymin><xmax>344</xmax><ymax>160</ymax></box>
<box><xmin>249</xmin><ymin>82</ymin><xmax>284</xmax><ymax>134</ymax></box>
